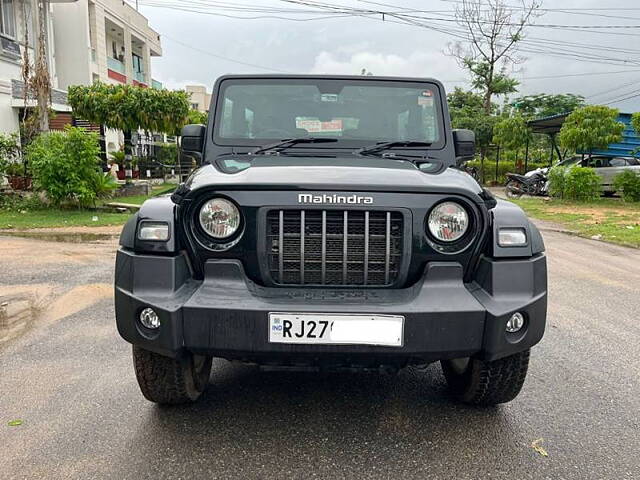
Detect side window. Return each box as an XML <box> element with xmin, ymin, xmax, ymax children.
<box><xmin>1</xmin><ymin>0</ymin><xmax>16</xmax><ymax>38</ymax></box>
<box><xmin>609</xmin><ymin>158</ymin><xmax>628</xmax><ymax>167</ymax></box>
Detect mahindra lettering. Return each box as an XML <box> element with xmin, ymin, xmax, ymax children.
<box><xmin>115</xmin><ymin>75</ymin><xmax>547</xmax><ymax>406</ymax></box>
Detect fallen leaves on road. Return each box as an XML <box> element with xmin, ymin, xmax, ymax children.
<box><xmin>7</xmin><ymin>420</ymin><xmax>23</xmax><ymax>427</ymax></box>
<box><xmin>531</xmin><ymin>438</ymin><xmax>549</xmax><ymax>457</ymax></box>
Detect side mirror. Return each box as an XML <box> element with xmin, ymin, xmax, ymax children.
<box><xmin>180</xmin><ymin>124</ymin><xmax>205</xmax><ymax>163</ymax></box>
<box><xmin>452</xmin><ymin>129</ymin><xmax>476</xmax><ymax>165</ymax></box>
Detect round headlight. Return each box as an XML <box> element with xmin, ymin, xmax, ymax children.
<box><xmin>199</xmin><ymin>198</ymin><xmax>241</xmax><ymax>239</ymax></box>
<box><xmin>428</xmin><ymin>201</ymin><xmax>469</xmax><ymax>242</ymax></box>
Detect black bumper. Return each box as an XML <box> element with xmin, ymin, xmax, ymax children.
<box><xmin>115</xmin><ymin>250</ymin><xmax>547</xmax><ymax>364</ymax></box>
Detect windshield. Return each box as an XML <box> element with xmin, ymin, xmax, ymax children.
<box><xmin>213</xmin><ymin>78</ymin><xmax>443</xmax><ymax>147</ymax></box>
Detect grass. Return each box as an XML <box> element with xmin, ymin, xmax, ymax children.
<box><xmin>112</xmin><ymin>184</ymin><xmax>176</xmax><ymax>206</ymax></box>
<box><xmin>0</xmin><ymin>209</ymin><xmax>131</xmax><ymax>229</ymax></box>
<box><xmin>511</xmin><ymin>197</ymin><xmax>640</xmax><ymax>248</ymax></box>
<box><xmin>0</xmin><ymin>184</ymin><xmax>176</xmax><ymax>230</ymax></box>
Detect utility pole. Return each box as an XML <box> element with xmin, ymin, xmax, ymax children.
<box><xmin>31</xmin><ymin>0</ymin><xmax>51</xmax><ymax>132</ymax></box>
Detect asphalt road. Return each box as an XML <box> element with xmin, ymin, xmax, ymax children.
<box><xmin>1</xmin><ymin>226</ymin><xmax>639</xmax><ymax>480</ymax></box>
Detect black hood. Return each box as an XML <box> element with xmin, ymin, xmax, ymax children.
<box><xmin>182</xmin><ymin>155</ymin><xmax>482</xmax><ymax>199</ymax></box>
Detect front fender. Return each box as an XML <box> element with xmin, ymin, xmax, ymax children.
<box><xmin>119</xmin><ymin>196</ymin><xmax>179</xmax><ymax>253</ymax></box>
<box><xmin>489</xmin><ymin>199</ymin><xmax>544</xmax><ymax>258</ymax></box>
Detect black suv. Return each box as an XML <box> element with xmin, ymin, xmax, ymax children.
<box><xmin>115</xmin><ymin>75</ymin><xmax>547</xmax><ymax>406</ymax></box>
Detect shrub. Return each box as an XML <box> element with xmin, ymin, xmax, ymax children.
<box><xmin>156</xmin><ymin>143</ymin><xmax>178</xmax><ymax>166</ymax></box>
<box><xmin>613</xmin><ymin>170</ymin><xmax>640</xmax><ymax>202</ymax></box>
<box><xmin>0</xmin><ymin>133</ymin><xmax>20</xmax><ymax>176</ymax></box>
<box><xmin>564</xmin><ymin>167</ymin><xmax>601</xmax><ymax>201</ymax></box>
<box><xmin>26</xmin><ymin>126</ymin><xmax>102</xmax><ymax>207</ymax></box>
<box><xmin>547</xmin><ymin>166</ymin><xmax>567</xmax><ymax>198</ymax></box>
<box><xmin>90</xmin><ymin>171</ymin><xmax>119</xmax><ymax>199</ymax></box>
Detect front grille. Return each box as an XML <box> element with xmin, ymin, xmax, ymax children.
<box><xmin>266</xmin><ymin>209</ymin><xmax>404</xmax><ymax>287</ymax></box>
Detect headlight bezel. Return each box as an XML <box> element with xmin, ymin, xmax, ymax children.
<box><xmin>425</xmin><ymin>199</ymin><xmax>477</xmax><ymax>254</ymax></box>
<box><xmin>191</xmin><ymin>195</ymin><xmax>245</xmax><ymax>251</ymax></box>
<box><xmin>198</xmin><ymin>197</ymin><xmax>242</xmax><ymax>240</ymax></box>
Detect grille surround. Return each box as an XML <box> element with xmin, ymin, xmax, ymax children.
<box><xmin>260</xmin><ymin>207</ymin><xmax>410</xmax><ymax>288</ymax></box>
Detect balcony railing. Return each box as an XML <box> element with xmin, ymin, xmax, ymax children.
<box><xmin>134</xmin><ymin>71</ymin><xmax>146</xmax><ymax>84</ymax></box>
<box><xmin>107</xmin><ymin>57</ymin><xmax>125</xmax><ymax>75</ymax></box>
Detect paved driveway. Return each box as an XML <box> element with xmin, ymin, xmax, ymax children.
<box><xmin>0</xmin><ymin>227</ymin><xmax>638</xmax><ymax>479</ymax></box>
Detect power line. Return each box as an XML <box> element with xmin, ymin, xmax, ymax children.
<box><xmin>161</xmin><ymin>34</ymin><xmax>290</xmax><ymax>72</ymax></box>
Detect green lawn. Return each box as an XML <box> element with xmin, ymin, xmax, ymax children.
<box><xmin>0</xmin><ymin>185</ymin><xmax>175</xmax><ymax>230</ymax></box>
<box><xmin>113</xmin><ymin>184</ymin><xmax>176</xmax><ymax>206</ymax></box>
<box><xmin>511</xmin><ymin>197</ymin><xmax>640</xmax><ymax>248</ymax></box>
<box><xmin>0</xmin><ymin>209</ymin><xmax>131</xmax><ymax>229</ymax></box>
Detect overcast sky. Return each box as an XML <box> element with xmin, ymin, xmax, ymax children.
<box><xmin>135</xmin><ymin>0</ymin><xmax>640</xmax><ymax>113</ymax></box>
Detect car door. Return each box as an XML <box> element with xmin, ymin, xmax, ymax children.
<box><xmin>582</xmin><ymin>156</ymin><xmax>610</xmax><ymax>191</ymax></box>
<box><xmin>607</xmin><ymin>157</ymin><xmax>636</xmax><ymax>191</ymax></box>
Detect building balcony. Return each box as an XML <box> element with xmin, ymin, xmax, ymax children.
<box><xmin>107</xmin><ymin>57</ymin><xmax>125</xmax><ymax>75</ymax></box>
<box><xmin>152</xmin><ymin>79</ymin><xmax>163</xmax><ymax>90</ymax></box>
<box><xmin>134</xmin><ymin>71</ymin><xmax>146</xmax><ymax>84</ymax></box>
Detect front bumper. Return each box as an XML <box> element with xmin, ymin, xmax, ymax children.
<box><xmin>115</xmin><ymin>250</ymin><xmax>547</xmax><ymax>364</ymax></box>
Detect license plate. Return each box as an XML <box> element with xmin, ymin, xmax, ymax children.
<box><xmin>268</xmin><ymin>313</ymin><xmax>404</xmax><ymax>347</ymax></box>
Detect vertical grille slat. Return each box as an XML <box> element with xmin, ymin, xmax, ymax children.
<box><xmin>267</xmin><ymin>208</ymin><xmax>404</xmax><ymax>287</ymax></box>
<box><xmin>343</xmin><ymin>211</ymin><xmax>348</xmax><ymax>285</ymax></box>
<box><xmin>363</xmin><ymin>211</ymin><xmax>369</xmax><ymax>285</ymax></box>
<box><xmin>278</xmin><ymin>210</ymin><xmax>284</xmax><ymax>283</ymax></box>
<box><xmin>300</xmin><ymin>210</ymin><xmax>305</xmax><ymax>284</ymax></box>
<box><xmin>385</xmin><ymin>211</ymin><xmax>391</xmax><ymax>285</ymax></box>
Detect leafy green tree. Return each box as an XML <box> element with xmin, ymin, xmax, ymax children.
<box><xmin>511</xmin><ymin>93</ymin><xmax>585</xmax><ymax>119</ymax></box>
<box><xmin>448</xmin><ymin>88</ymin><xmax>497</xmax><ymax>152</ymax></box>
<box><xmin>185</xmin><ymin>109</ymin><xmax>208</xmax><ymax>126</ymax></box>
<box><xmin>558</xmin><ymin>105</ymin><xmax>625</xmax><ymax>156</ymax></box>
<box><xmin>26</xmin><ymin>126</ymin><xmax>102</xmax><ymax>207</ymax></box>
<box><xmin>631</xmin><ymin>112</ymin><xmax>640</xmax><ymax>136</ymax></box>
<box><xmin>492</xmin><ymin>115</ymin><xmax>531</xmax><ymax>150</ymax></box>
<box><xmin>68</xmin><ymin>83</ymin><xmax>190</xmax><ymax>182</ymax></box>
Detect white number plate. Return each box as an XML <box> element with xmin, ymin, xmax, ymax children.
<box><xmin>268</xmin><ymin>313</ymin><xmax>404</xmax><ymax>347</ymax></box>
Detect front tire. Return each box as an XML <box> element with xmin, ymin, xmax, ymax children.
<box><xmin>132</xmin><ymin>346</ymin><xmax>213</xmax><ymax>405</ymax></box>
<box><xmin>505</xmin><ymin>180</ymin><xmax>523</xmax><ymax>199</ymax></box>
<box><xmin>441</xmin><ymin>350</ymin><xmax>530</xmax><ymax>405</ymax></box>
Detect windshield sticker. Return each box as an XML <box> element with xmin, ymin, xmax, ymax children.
<box><xmin>296</xmin><ymin>119</ymin><xmax>343</xmax><ymax>133</ymax></box>
<box><xmin>320</xmin><ymin>94</ymin><xmax>339</xmax><ymax>102</ymax></box>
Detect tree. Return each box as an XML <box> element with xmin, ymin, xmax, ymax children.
<box><xmin>511</xmin><ymin>93</ymin><xmax>585</xmax><ymax>118</ymax></box>
<box><xmin>558</xmin><ymin>105</ymin><xmax>625</xmax><ymax>156</ymax></box>
<box><xmin>631</xmin><ymin>112</ymin><xmax>640</xmax><ymax>136</ymax></box>
<box><xmin>68</xmin><ymin>83</ymin><xmax>190</xmax><ymax>182</ymax></box>
<box><xmin>493</xmin><ymin>115</ymin><xmax>531</xmax><ymax>150</ymax></box>
<box><xmin>185</xmin><ymin>109</ymin><xmax>208</xmax><ymax>127</ymax></box>
<box><xmin>448</xmin><ymin>88</ymin><xmax>496</xmax><ymax>152</ymax></box>
<box><xmin>448</xmin><ymin>0</ymin><xmax>540</xmax><ymax>113</ymax></box>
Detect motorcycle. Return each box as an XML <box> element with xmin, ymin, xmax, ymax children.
<box><xmin>504</xmin><ymin>172</ymin><xmax>548</xmax><ymax>199</ymax></box>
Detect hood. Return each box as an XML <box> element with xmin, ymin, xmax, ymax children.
<box><xmin>183</xmin><ymin>156</ymin><xmax>482</xmax><ymax>198</ymax></box>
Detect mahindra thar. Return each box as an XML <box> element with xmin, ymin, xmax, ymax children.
<box><xmin>115</xmin><ymin>75</ymin><xmax>547</xmax><ymax>406</ymax></box>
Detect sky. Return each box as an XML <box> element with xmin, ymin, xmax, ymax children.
<box><xmin>133</xmin><ymin>0</ymin><xmax>640</xmax><ymax>113</ymax></box>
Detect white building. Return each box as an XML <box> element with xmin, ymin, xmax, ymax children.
<box><xmin>0</xmin><ymin>0</ymin><xmax>163</xmax><ymax>152</ymax></box>
<box><xmin>186</xmin><ymin>85</ymin><xmax>211</xmax><ymax>113</ymax></box>
<box><xmin>0</xmin><ymin>0</ymin><xmax>72</xmax><ymax>134</ymax></box>
<box><xmin>51</xmin><ymin>0</ymin><xmax>162</xmax><ymax>90</ymax></box>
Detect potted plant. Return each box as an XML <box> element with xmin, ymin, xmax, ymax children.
<box><xmin>6</xmin><ymin>161</ymin><xmax>32</xmax><ymax>190</ymax></box>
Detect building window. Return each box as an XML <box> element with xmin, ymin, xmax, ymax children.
<box><xmin>132</xmin><ymin>53</ymin><xmax>143</xmax><ymax>73</ymax></box>
<box><xmin>1</xmin><ymin>0</ymin><xmax>16</xmax><ymax>38</ymax></box>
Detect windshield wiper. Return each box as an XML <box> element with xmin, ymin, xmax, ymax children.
<box><xmin>358</xmin><ymin>141</ymin><xmax>432</xmax><ymax>157</ymax></box>
<box><xmin>252</xmin><ymin>137</ymin><xmax>338</xmax><ymax>155</ymax></box>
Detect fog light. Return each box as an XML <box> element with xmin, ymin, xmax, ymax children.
<box><xmin>506</xmin><ymin>312</ymin><xmax>525</xmax><ymax>333</ymax></box>
<box><xmin>139</xmin><ymin>308</ymin><xmax>160</xmax><ymax>329</ymax></box>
